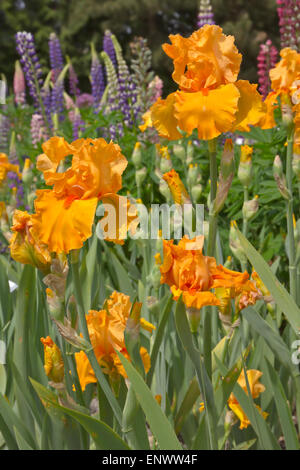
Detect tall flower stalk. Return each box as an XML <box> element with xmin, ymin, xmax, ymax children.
<box><xmin>257</xmin><ymin>40</ymin><xmax>278</xmax><ymax>99</ymax></box>
<box><xmin>286</xmin><ymin>127</ymin><xmax>297</xmax><ymax>299</ymax></box>
<box><xmin>90</xmin><ymin>43</ymin><xmax>105</xmax><ymax>111</ymax></box>
<box><xmin>277</xmin><ymin>0</ymin><xmax>300</xmax><ymax>50</ymax></box>
<box><xmin>15</xmin><ymin>32</ymin><xmax>51</xmax><ymax>133</ymax></box>
<box><xmin>197</xmin><ymin>0</ymin><xmax>215</xmax><ymax>29</ymax></box>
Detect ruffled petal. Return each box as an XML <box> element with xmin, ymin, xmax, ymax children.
<box><xmin>211</xmin><ymin>264</ymin><xmax>249</xmax><ymax>289</ymax></box>
<box><xmin>33</xmin><ymin>190</ymin><xmax>98</xmax><ymax>253</ymax></box>
<box><xmin>163</xmin><ymin>25</ymin><xmax>241</xmax><ymax>91</ymax></box>
<box><xmin>231</xmin><ymin>80</ymin><xmax>266</xmax><ymax>132</ymax></box>
<box><xmin>71</xmin><ymin>138</ymin><xmax>128</xmax><ymax>199</ymax></box>
<box><xmin>98</xmin><ymin>193</ymin><xmax>138</xmax><ymax>244</ymax></box>
<box><xmin>75</xmin><ymin>350</ymin><xmax>97</xmax><ymax>391</ymax></box>
<box><xmin>270</xmin><ymin>47</ymin><xmax>300</xmax><ymax>92</ymax></box>
<box><xmin>37</xmin><ymin>136</ymin><xmax>74</xmax><ymax>186</ymax></box>
<box><xmin>150</xmin><ymin>93</ymin><xmax>182</xmax><ymax>140</ymax></box>
<box><xmin>174</xmin><ymin>84</ymin><xmax>240</xmax><ymax>140</ymax></box>
<box><xmin>258</xmin><ymin>91</ymin><xmax>279</xmax><ymax>129</ymax></box>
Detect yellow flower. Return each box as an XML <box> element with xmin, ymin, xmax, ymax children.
<box><xmin>162</xmin><ymin>25</ymin><xmax>241</xmax><ymax>91</ymax></box>
<box><xmin>139</xmin><ymin>110</ymin><xmax>153</xmax><ymax>132</ymax></box>
<box><xmin>40</xmin><ymin>336</ymin><xmax>64</xmax><ymax>383</ymax></box>
<box><xmin>32</xmin><ymin>137</ymin><xmax>132</xmax><ymax>254</ymax></box>
<box><xmin>75</xmin><ymin>292</ymin><xmax>155</xmax><ymax>391</ymax></box>
<box><xmin>259</xmin><ymin>91</ymin><xmax>279</xmax><ymax>130</ymax></box>
<box><xmin>148</xmin><ymin>25</ymin><xmax>266</xmax><ymax>141</ymax></box>
<box><xmin>162</xmin><ymin>169</ymin><xmax>191</xmax><ymax>204</ymax></box>
<box><xmin>270</xmin><ymin>48</ymin><xmax>300</xmax><ymax>94</ymax></box>
<box><xmin>228</xmin><ymin>369</ymin><xmax>268</xmax><ymax>430</ymax></box>
<box><xmin>0</xmin><ymin>153</ymin><xmax>21</xmax><ymax>185</ymax></box>
<box><xmin>149</xmin><ymin>93</ymin><xmax>182</xmax><ymax>140</ymax></box>
<box><xmin>174</xmin><ymin>84</ymin><xmax>240</xmax><ymax>141</ymax></box>
<box><xmin>10</xmin><ymin>210</ymin><xmax>51</xmax><ymax>271</ymax></box>
<box><xmin>160</xmin><ymin>236</ymin><xmax>253</xmax><ymax>310</ymax></box>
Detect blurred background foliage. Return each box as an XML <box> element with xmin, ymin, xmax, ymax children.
<box><xmin>0</xmin><ymin>0</ymin><xmax>279</xmax><ymax>94</ymax></box>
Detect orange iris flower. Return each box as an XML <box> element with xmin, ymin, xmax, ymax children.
<box><xmin>159</xmin><ymin>236</ymin><xmax>256</xmax><ymax>310</ymax></box>
<box><xmin>262</xmin><ymin>47</ymin><xmax>300</xmax><ymax>131</ymax></box>
<box><xmin>75</xmin><ymin>291</ymin><xmax>155</xmax><ymax>391</ymax></box>
<box><xmin>228</xmin><ymin>369</ymin><xmax>268</xmax><ymax>429</ymax></box>
<box><xmin>200</xmin><ymin>369</ymin><xmax>267</xmax><ymax>429</ymax></box>
<box><xmin>31</xmin><ymin>136</ymin><xmax>136</xmax><ymax>254</ymax></box>
<box><xmin>162</xmin><ymin>169</ymin><xmax>191</xmax><ymax>204</ymax></box>
<box><xmin>143</xmin><ymin>25</ymin><xmax>267</xmax><ymax>141</ymax></box>
<box><xmin>0</xmin><ymin>153</ymin><xmax>21</xmax><ymax>185</ymax></box>
<box><xmin>10</xmin><ymin>209</ymin><xmax>51</xmax><ymax>271</ymax></box>
<box><xmin>40</xmin><ymin>336</ymin><xmax>64</xmax><ymax>383</ymax></box>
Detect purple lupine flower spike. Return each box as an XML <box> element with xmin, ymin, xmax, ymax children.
<box><xmin>103</xmin><ymin>30</ymin><xmax>117</xmax><ymax>69</ymax></box>
<box><xmin>197</xmin><ymin>0</ymin><xmax>215</xmax><ymax>29</ymax></box>
<box><xmin>15</xmin><ymin>31</ymin><xmax>44</xmax><ymax>109</ymax></box>
<box><xmin>49</xmin><ymin>33</ymin><xmax>65</xmax><ymax>120</ymax></box>
<box><xmin>51</xmin><ymin>79</ymin><xmax>64</xmax><ymax>118</ymax></box>
<box><xmin>148</xmin><ymin>76</ymin><xmax>163</xmax><ymax>104</ymax></box>
<box><xmin>49</xmin><ymin>32</ymin><xmax>64</xmax><ymax>82</ymax></box>
<box><xmin>91</xmin><ymin>43</ymin><xmax>105</xmax><ymax>110</ymax></box>
<box><xmin>69</xmin><ymin>63</ymin><xmax>80</xmax><ymax>97</ymax></box>
<box><xmin>277</xmin><ymin>0</ymin><xmax>300</xmax><ymax>50</ymax></box>
<box><xmin>257</xmin><ymin>40</ymin><xmax>278</xmax><ymax>99</ymax></box>
<box><xmin>30</xmin><ymin>113</ymin><xmax>48</xmax><ymax>146</ymax></box>
<box><xmin>13</xmin><ymin>61</ymin><xmax>26</xmax><ymax>106</ymax></box>
<box><xmin>72</xmin><ymin>108</ymin><xmax>85</xmax><ymax>140</ymax></box>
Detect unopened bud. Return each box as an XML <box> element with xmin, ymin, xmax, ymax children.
<box><xmin>132</xmin><ymin>142</ymin><xmax>142</xmax><ymax>168</ymax></box>
<box><xmin>191</xmin><ymin>184</ymin><xmax>203</xmax><ymax>202</ymax></box>
<box><xmin>186</xmin><ymin>306</ymin><xmax>201</xmax><ymax>333</ymax></box>
<box><xmin>136</xmin><ymin>167</ymin><xmax>147</xmax><ymax>187</ymax></box>
<box><xmin>173</xmin><ymin>143</ymin><xmax>186</xmax><ymax>162</ymax></box>
<box><xmin>53</xmin><ymin>317</ymin><xmax>91</xmax><ymax>350</ymax></box>
<box><xmin>160</xmin><ymin>156</ymin><xmax>173</xmax><ymax>173</ymax></box>
<box><xmin>273</xmin><ymin>155</ymin><xmax>291</xmax><ymax>200</ymax></box>
<box><xmin>213</xmin><ymin>139</ymin><xmax>234</xmax><ymax>214</ymax></box>
<box><xmin>186</xmin><ymin>141</ymin><xmax>194</xmax><ymax>164</ymax></box>
<box><xmin>220</xmin><ymin>139</ymin><xmax>235</xmax><ymax>180</ymax></box>
<box><xmin>281</xmin><ymin>93</ymin><xmax>294</xmax><ymax>130</ymax></box>
<box><xmin>22</xmin><ymin>158</ymin><xmax>33</xmax><ymax>185</ymax></box>
<box><xmin>163</xmin><ymin>169</ymin><xmax>191</xmax><ymax>205</ymax></box>
<box><xmin>242</xmin><ymin>195</ymin><xmax>259</xmax><ymax>221</ymax></box>
<box><xmin>148</xmin><ymin>264</ymin><xmax>161</xmax><ymax>289</ymax></box>
<box><xmin>224</xmin><ymin>256</ymin><xmax>233</xmax><ymax>269</ymax></box>
<box><xmin>292</xmin><ymin>146</ymin><xmax>300</xmax><ymax>181</ymax></box>
<box><xmin>45</xmin><ymin>288</ymin><xmax>64</xmax><ymax>319</ymax></box>
<box><xmin>187</xmin><ymin>163</ymin><xmax>199</xmax><ymax>187</ymax></box>
<box><xmin>40</xmin><ymin>336</ymin><xmax>64</xmax><ymax>383</ymax></box>
<box><xmin>238</xmin><ymin>145</ymin><xmax>252</xmax><ymax>188</ymax></box>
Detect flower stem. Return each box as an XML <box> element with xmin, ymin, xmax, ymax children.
<box><xmin>286</xmin><ymin>129</ymin><xmax>297</xmax><ymax>301</ymax></box>
<box><xmin>207</xmin><ymin>139</ymin><xmax>218</xmax><ymax>257</ymax></box>
<box><xmin>241</xmin><ymin>187</ymin><xmax>249</xmax><ymax>272</ymax></box>
<box><xmin>70</xmin><ymin>254</ymin><xmax>123</xmax><ymax>425</ymax></box>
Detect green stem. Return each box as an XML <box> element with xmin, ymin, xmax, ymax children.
<box><xmin>286</xmin><ymin>129</ymin><xmax>297</xmax><ymax>301</ymax></box>
<box><xmin>241</xmin><ymin>187</ymin><xmax>249</xmax><ymax>272</ymax></box>
<box><xmin>207</xmin><ymin>139</ymin><xmax>218</xmax><ymax>257</ymax></box>
<box><xmin>70</xmin><ymin>256</ymin><xmax>123</xmax><ymax>425</ymax></box>
<box><xmin>242</xmin><ymin>187</ymin><xmax>249</xmax><ymax>237</ymax></box>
